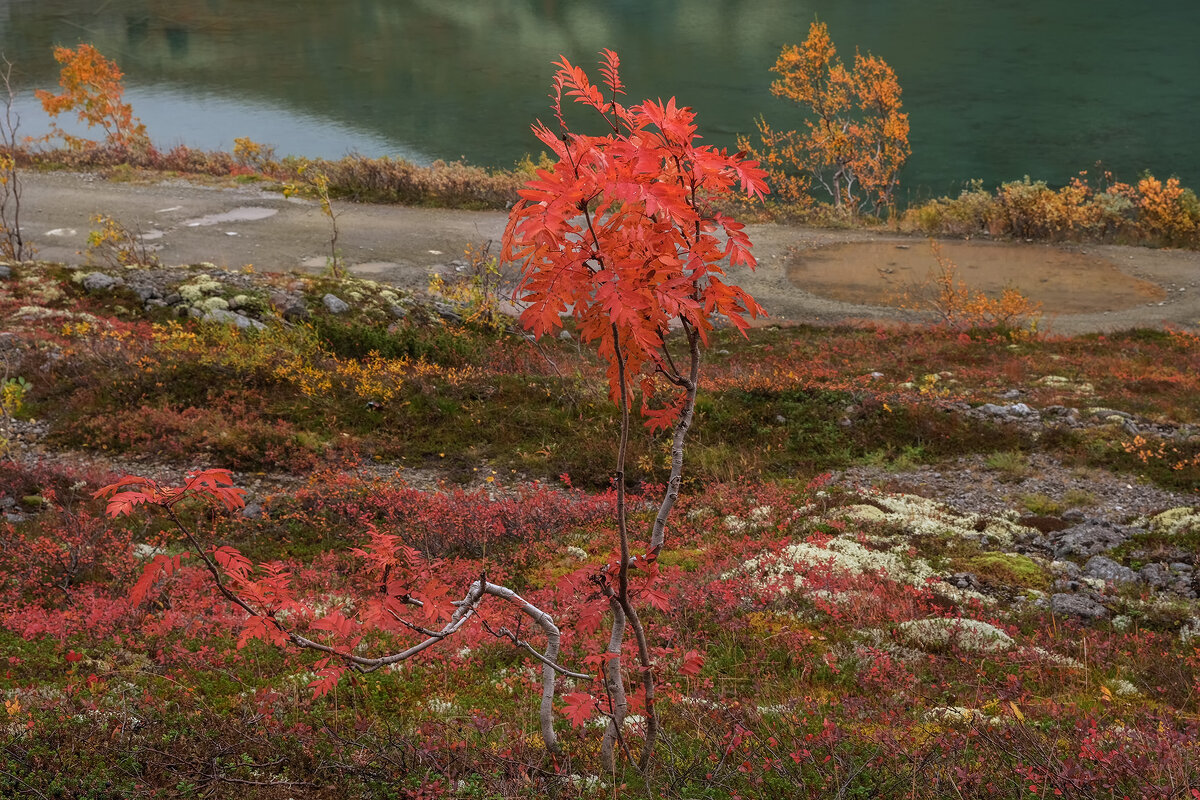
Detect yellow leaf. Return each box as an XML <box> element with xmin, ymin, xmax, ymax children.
<box><xmin>1008</xmin><ymin>701</ymin><xmax>1024</xmax><ymax>722</ymax></box>
<box><xmin>4</xmin><ymin>698</ymin><xmax>20</xmax><ymax>716</ymax></box>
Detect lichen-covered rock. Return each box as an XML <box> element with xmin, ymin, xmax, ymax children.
<box><xmin>82</xmin><ymin>272</ymin><xmax>120</xmax><ymax>292</ymax></box>
<box><xmin>1051</xmin><ymin>521</ymin><xmax>1130</xmax><ymax>559</ymax></box>
<box><xmin>1083</xmin><ymin>555</ymin><xmax>1137</xmax><ymax>585</ymax></box>
<box><xmin>201</xmin><ymin>309</ymin><xmax>266</xmax><ymax>331</ymax></box>
<box><xmin>897</xmin><ymin>617</ymin><xmax>1014</xmax><ymax>653</ymax></box>
<box><xmin>1050</xmin><ymin>592</ymin><xmax>1108</xmax><ymax>620</ymax></box>
<box><xmin>197</xmin><ymin>296</ymin><xmax>229</xmax><ymax>313</ymax></box>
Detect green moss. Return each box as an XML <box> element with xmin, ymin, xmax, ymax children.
<box><xmin>952</xmin><ymin>551</ymin><xmax>1050</xmax><ymax>590</ymax></box>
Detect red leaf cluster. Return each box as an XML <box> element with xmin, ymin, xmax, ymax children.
<box><xmin>503</xmin><ymin>50</ymin><xmax>768</xmax><ymax>427</ymax></box>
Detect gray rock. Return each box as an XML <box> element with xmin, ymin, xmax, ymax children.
<box><xmin>1140</xmin><ymin>562</ymin><xmax>1171</xmax><ymax>588</ymax></box>
<box><xmin>1051</xmin><ymin>560</ymin><xmax>1082</xmax><ymax>577</ymax></box>
<box><xmin>202</xmin><ymin>309</ymin><xmax>266</xmax><ymax>331</ymax></box>
<box><xmin>558</xmin><ymin>329</ymin><xmax>572</xmax><ymax>341</ymax></box>
<box><xmin>1050</xmin><ymin>593</ymin><xmax>1108</xmax><ymax>620</ymax></box>
<box><xmin>82</xmin><ymin>272</ymin><xmax>120</xmax><ymax>292</ymax></box>
<box><xmin>0</xmin><ymin>264</ymin><xmax>12</xmax><ymax>279</ymax></box>
<box><xmin>322</xmin><ymin>293</ymin><xmax>350</xmax><ymax>314</ymax></box>
<box><xmin>976</xmin><ymin>402</ymin><xmax>1038</xmax><ymax>420</ymax></box>
<box><xmin>163</xmin><ymin>292</ymin><xmax>182</xmax><ymax>306</ymax></box>
<box><xmin>1083</xmin><ymin>555</ymin><xmax>1137</xmax><ymax>584</ymax></box>
<box><xmin>132</xmin><ymin>285</ymin><xmax>160</xmax><ymax>301</ymax></box>
<box><xmin>241</xmin><ymin>503</ymin><xmax>265</xmax><ymax>519</ymax></box>
<box><xmin>387</xmin><ymin>304</ymin><xmax>407</xmax><ymax>319</ymax></box>
<box><xmin>144</xmin><ymin>299</ymin><xmax>167</xmax><ymax>310</ymax></box>
<box><xmin>1051</xmin><ymin>522</ymin><xmax>1129</xmax><ymax>559</ymax></box>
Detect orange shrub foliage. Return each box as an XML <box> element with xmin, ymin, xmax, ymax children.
<box><xmin>739</xmin><ymin>21</ymin><xmax>909</xmax><ymax>215</ymax></box>
<box><xmin>36</xmin><ymin>44</ymin><xmax>148</xmax><ymax>153</ymax></box>
<box><xmin>907</xmin><ymin>242</ymin><xmax>1043</xmax><ymax>335</ymax></box>
<box><xmin>904</xmin><ymin>171</ymin><xmax>1200</xmax><ymax>248</ymax></box>
<box><xmin>1137</xmin><ymin>175</ymin><xmax>1199</xmax><ymax>246</ymax></box>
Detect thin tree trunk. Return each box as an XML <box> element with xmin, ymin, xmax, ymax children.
<box><xmin>599</xmin><ymin>598</ymin><xmax>627</xmax><ymax>771</ymax></box>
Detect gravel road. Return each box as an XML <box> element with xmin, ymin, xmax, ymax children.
<box><xmin>15</xmin><ymin>170</ymin><xmax>1200</xmax><ymax>335</ymax></box>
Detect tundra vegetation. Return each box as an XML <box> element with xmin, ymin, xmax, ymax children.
<box><xmin>0</xmin><ymin>39</ymin><xmax>1199</xmax><ymax>800</ymax></box>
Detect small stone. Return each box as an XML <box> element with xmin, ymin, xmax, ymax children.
<box><xmin>388</xmin><ymin>304</ymin><xmax>407</xmax><ymax>319</ymax></box>
<box><xmin>322</xmin><ymin>293</ymin><xmax>350</xmax><ymax>314</ymax></box>
<box><xmin>0</xmin><ymin>265</ymin><xmax>11</xmax><ymax>279</ymax></box>
<box><xmin>201</xmin><ymin>309</ymin><xmax>266</xmax><ymax>331</ymax></box>
<box><xmin>82</xmin><ymin>272</ymin><xmax>119</xmax><ymax>291</ymax></box>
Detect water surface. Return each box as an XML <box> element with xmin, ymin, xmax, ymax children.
<box><xmin>2</xmin><ymin>1</ymin><xmax>1198</xmax><ymax>198</ymax></box>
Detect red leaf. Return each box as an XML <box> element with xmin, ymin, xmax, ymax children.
<box><xmin>642</xmin><ymin>586</ymin><xmax>672</xmax><ymax>613</ymax></box>
<box><xmin>680</xmin><ymin>649</ymin><xmax>705</xmax><ymax>677</ymax></box>
<box><xmin>307</xmin><ymin>660</ymin><xmax>347</xmax><ymax>699</ymax></box>
<box><xmin>562</xmin><ymin>691</ymin><xmax>597</xmax><ymax>728</ymax></box>
<box><xmin>128</xmin><ymin>553</ymin><xmax>185</xmax><ymax>607</ymax></box>
<box><xmin>237</xmin><ymin>616</ymin><xmax>289</xmax><ymax>649</ymax></box>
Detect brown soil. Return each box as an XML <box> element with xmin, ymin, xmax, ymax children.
<box><xmin>787</xmin><ymin>240</ymin><xmax>1166</xmax><ymax>313</ymax></box>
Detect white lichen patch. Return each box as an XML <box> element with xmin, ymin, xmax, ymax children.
<box><xmin>196</xmin><ymin>296</ymin><xmax>229</xmax><ymax>313</ymax></box>
<box><xmin>13</xmin><ymin>306</ymin><xmax>103</xmax><ymax>325</ymax></box>
<box><xmin>923</xmin><ymin>706</ymin><xmax>1001</xmax><ymax>726</ymax></box>
<box><xmin>1146</xmin><ymin>507</ymin><xmax>1200</xmax><ymax>537</ymax></box>
<box><xmin>835</xmin><ymin>492</ymin><xmax>1033</xmax><ymax>548</ymax></box>
<box><xmin>425</xmin><ymin>696</ymin><xmax>457</xmax><ymax>716</ymax></box>
<box><xmin>897</xmin><ymin>618</ymin><xmax>1014</xmax><ymax>654</ymax></box>
<box><xmin>723</xmin><ymin>506</ymin><xmax>775</xmax><ymax>534</ymax></box>
<box><xmin>731</xmin><ymin>533</ymin><xmax>986</xmax><ymax>606</ymax></box>
<box><xmin>177</xmin><ymin>275</ymin><xmax>223</xmax><ymax>302</ymax></box>
<box><xmin>1108</xmin><ymin>678</ymin><xmax>1140</xmax><ymax>698</ymax></box>
<box><xmin>1022</xmin><ymin>646</ymin><xmax>1084</xmax><ymax>670</ymax></box>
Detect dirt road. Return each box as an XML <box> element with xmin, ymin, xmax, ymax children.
<box><xmin>14</xmin><ymin>170</ymin><xmax>1200</xmax><ymax>334</ymax></box>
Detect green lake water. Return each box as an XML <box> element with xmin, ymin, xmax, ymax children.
<box><xmin>2</xmin><ymin>0</ymin><xmax>1198</xmax><ymax>199</ymax></box>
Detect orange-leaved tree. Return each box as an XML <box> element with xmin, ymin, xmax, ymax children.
<box><xmin>739</xmin><ymin>20</ymin><xmax>908</xmax><ymax>215</ymax></box>
<box><xmin>94</xmin><ymin>48</ymin><xmax>767</xmax><ymax>774</ymax></box>
<box><xmin>36</xmin><ymin>43</ymin><xmax>149</xmax><ymax>152</ymax></box>
<box><xmin>502</xmin><ymin>49</ymin><xmax>767</xmax><ymax>768</ymax></box>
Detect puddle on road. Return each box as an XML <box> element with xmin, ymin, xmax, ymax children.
<box><xmin>183</xmin><ymin>206</ymin><xmax>278</xmax><ymax>227</ymax></box>
<box><xmin>787</xmin><ymin>241</ymin><xmax>1166</xmax><ymax>313</ymax></box>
